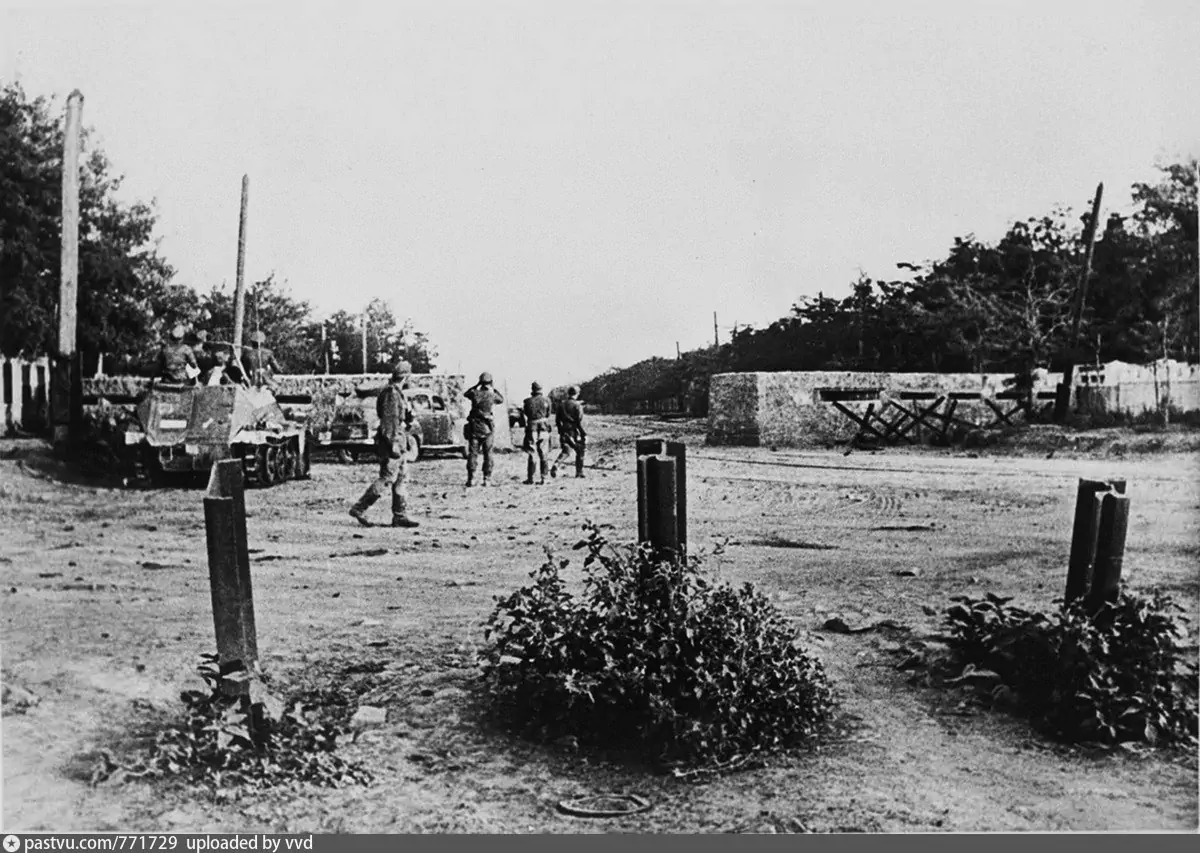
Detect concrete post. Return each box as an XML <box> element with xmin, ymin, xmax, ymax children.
<box><xmin>636</xmin><ymin>438</ymin><xmax>687</xmax><ymax>557</ymax></box>
<box><xmin>1064</xmin><ymin>478</ymin><xmax>1126</xmax><ymax>605</ymax></box>
<box><xmin>1086</xmin><ymin>492</ymin><xmax>1132</xmax><ymax>614</ymax></box>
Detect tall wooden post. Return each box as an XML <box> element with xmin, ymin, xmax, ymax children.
<box><xmin>713</xmin><ymin>312</ymin><xmax>719</xmax><ymax>348</ymax></box>
<box><xmin>51</xmin><ymin>90</ymin><xmax>85</xmax><ymax>451</ymax></box>
<box><xmin>204</xmin><ymin>459</ymin><xmax>257</xmax><ymax>697</ymax></box>
<box><xmin>1055</xmin><ymin>183</ymin><xmax>1104</xmax><ymax>421</ymax></box>
<box><xmin>361</xmin><ymin>312</ymin><xmax>368</xmax><ymax>374</ymax></box>
<box><xmin>232</xmin><ymin>175</ymin><xmax>250</xmax><ymax>354</ymax></box>
<box><xmin>322</xmin><ymin>322</ymin><xmax>330</xmax><ymax>374</ymax></box>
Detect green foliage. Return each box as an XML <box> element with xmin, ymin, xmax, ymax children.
<box><xmin>580</xmin><ymin>162</ymin><xmax>1199</xmax><ymax>414</ymax></box>
<box><xmin>139</xmin><ymin>654</ymin><xmax>371</xmax><ymax>791</ymax></box>
<box><xmin>479</xmin><ymin>524</ymin><xmax>835</xmax><ymax>766</ymax></box>
<box><xmin>942</xmin><ymin>591</ymin><xmax>1198</xmax><ymax>748</ymax></box>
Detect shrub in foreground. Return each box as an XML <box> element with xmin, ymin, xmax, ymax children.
<box><xmin>943</xmin><ymin>591</ymin><xmax>1198</xmax><ymax>747</ymax></box>
<box><xmin>479</xmin><ymin>524</ymin><xmax>835</xmax><ymax>766</ymax></box>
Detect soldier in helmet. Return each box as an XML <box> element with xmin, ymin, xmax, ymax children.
<box><xmin>551</xmin><ymin>385</ymin><xmax>587</xmax><ymax>479</ymax></box>
<box><xmin>190</xmin><ymin>329</ymin><xmax>215</xmax><ymax>376</ymax></box>
<box><xmin>349</xmin><ymin>362</ymin><xmax>420</xmax><ymax>528</ymax></box>
<box><xmin>243</xmin><ymin>330</ymin><xmax>282</xmax><ymax>386</ymax></box>
<box><xmin>521</xmin><ymin>381</ymin><xmax>553</xmax><ymax>485</ymax></box>
<box><xmin>463</xmin><ymin>371</ymin><xmax>504</xmax><ymax>487</ymax></box>
<box><xmin>155</xmin><ymin>324</ymin><xmax>200</xmax><ymax>384</ymax></box>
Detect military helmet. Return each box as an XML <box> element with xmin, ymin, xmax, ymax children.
<box><xmin>531</xmin><ymin>381</ymin><xmax>542</xmax><ymax>393</ymax></box>
<box><xmin>479</xmin><ymin>372</ymin><xmax>493</xmax><ymax>384</ymax></box>
<box><xmin>391</xmin><ymin>361</ymin><xmax>412</xmax><ymax>381</ymax></box>
<box><xmin>568</xmin><ymin>386</ymin><xmax>580</xmax><ymax>397</ymax></box>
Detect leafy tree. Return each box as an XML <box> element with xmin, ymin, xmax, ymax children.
<box><xmin>0</xmin><ymin>83</ymin><xmax>174</xmax><ymax>372</ymax></box>
<box><xmin>322</xmin><ymin>299</ymin><xmax>438</xmax><ymax>374</ymax></box>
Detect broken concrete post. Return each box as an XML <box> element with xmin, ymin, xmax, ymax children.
<box><xmin>204</xmin><ymin>458</ymin><xmax>257</xmax><ymax>696</ymax></box>
<box><xmin>1086</xmin><ymin>491</ymin><xmax>1132</xmax><ymax>614</ymax></box>
<box><xmin>1064</xmin><ymin>478</ymin><xmax>1126</xmax><ymax>605</ymax></box>
<box><xmin>635</xmin><ymin>438</ymin><xmax>687</xmax><ymax>558</ymax></box>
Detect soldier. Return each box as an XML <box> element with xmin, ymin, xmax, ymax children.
<box><xmin>204</xmin><ymin>344</ymin><xmax>247</xmax><ymax>386</ymax></box>
<box><xmin>349</xmin><ymin>363</ymin><xmax>420</xmax><ymax>528</ymax></box>
<box><xmin>191</xmin><ymin>330</ymin><xmax>216</xmax><ymax>376</ymax></box>
<box><xmin>463</xmin><ymin>371</ymin><xmax>504</xmax><ymax>487</ymax></box>
<box><xmin>155</xmin><ymin>325</ymin><xmax>200</xmax><ymax>384</ymax></box>
<box><xmin>551</xmin><ymin>385</ymin><xmax>587</xmax><ymax>479</ymax></box>
<box><xmin>243</xmin><ymin>330</ymin><xmax>282</xmax><ymax>386</ymax></box>
<box><xmin>521</xmin><ymin>381</ymin><xmax>553</xmax><ymax>485</ymax></box>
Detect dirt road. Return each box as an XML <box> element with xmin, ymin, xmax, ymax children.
<box><xmin>2</xmin><ymin>417</ymin><xmax>1197</xmax><ymax>832</ymax></box>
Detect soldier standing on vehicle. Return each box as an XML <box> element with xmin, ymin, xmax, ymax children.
<box><xmin>191</xmin><ymin>330</ymin><xmax>215</xmax><ymax>376</ymax></box>
<box><xmin>155</xmin><ymin>325</ymin><xmax>200</xmax><ymax>384</ymax></box>
<box><xmin>243</xmin><ymin>331</ymin><xmax>282</xmax><ymax>386</ymax></box>
<box><xmin>551</xmin><ymin>385</ymin><xmax>587</xmax><ymax>479</ymax></box>
<box><xmin>349</xmin><ymin>363</ymin><xmax>420</xmax><ymax>528</ymax></box>
<box><xmin>464</xmin><ymin>371</ymin><xmax>504</xmax><ymax>487</ymax></box>
<box><xmin>521</xmin><ymin>382</ymin><xmax>553</xmax><ymax>485</ymax></box>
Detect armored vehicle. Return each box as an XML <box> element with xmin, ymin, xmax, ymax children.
<box><xmin>122</xmin><ymin>383</ymin><xmax>310</xmax><ymax>486</ymax></box>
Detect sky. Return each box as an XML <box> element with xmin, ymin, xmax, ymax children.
<box><xmin>4</xmin><ymin>0</ymin><xmax>1199</xmax><ymax>392</ymax></box>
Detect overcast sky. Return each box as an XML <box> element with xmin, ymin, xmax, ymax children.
<box><xmin>4</xmin><ymin>0</ymin><xmax>1198</xmax><ymax>391</ymax></box>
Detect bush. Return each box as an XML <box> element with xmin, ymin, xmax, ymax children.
<box><xmin>118</xmin><ymin>654</ymin><xmax>372</xmax><ymax>791</ymax></box>
<box><xmin>943</xmin><ymin>591</ymin><xmax>1198</xmax><ymax>747</ymax></box>
<box><xmin>479</xmin><ymin>524</ymin><xmax>835</xmax><ymax>767</ymax></box>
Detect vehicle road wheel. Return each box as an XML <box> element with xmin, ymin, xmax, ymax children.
<box><xmin>257</xmin><ymin>445</ymin><xmax>279</xmax><ymax>486</ymax></box>
<box><xmin>279</xmin><ymin>441</ymin><xmax>297</xmax><ymax>481</ymax></box>
<box><xmin>405</xmin><ymin>435</ymin><xmax>421</xmax><ymax>463</ymax></box>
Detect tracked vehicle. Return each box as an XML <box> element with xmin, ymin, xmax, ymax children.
<box><xmin>122</xmin><ymin>383</ymin><xmax>310</xmax><ymax>487</ymax></box>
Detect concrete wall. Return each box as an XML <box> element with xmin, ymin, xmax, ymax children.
<box><xmin>708</xmin><ymin>369</ymin><xmax>1062</xmax><ymax>447</ymax></box>
<box><xmin>1076</xmin><ymin>360</ymin><xmax>1200</xmax><ymax>417</ymax></box>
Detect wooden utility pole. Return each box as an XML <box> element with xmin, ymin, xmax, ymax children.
<box><xmin>676</xmin><ymin>341</ymin><xmax>681</xmax><ymax>360</ymax></box>
<box><xmin>713</xmin><ymin>312</ymin><xmax>719</xmax><ymax>348</ymax></box>
<box><xmin>52</xmin><ymin>89</ymin><xmax>84</xmax><ymax>450</ymax></box>
<box><xmin>1054</xmin><ymin>183</ymin><xmax>1104</xmax><ymax>422</ymax></box>
<box><xmin>321</xmin><ymin>322</ymin><xmax>330</xmax><ymax>374</ymax></box>
<box><xmin>361</xmin><ymin>312</ymin><xmax>368</xmax><ymax>374</ymax></box>
<box><xmin>232</xmin><ymin>175</ymin><xmax>250</xmax><ymax>353</ymax></box>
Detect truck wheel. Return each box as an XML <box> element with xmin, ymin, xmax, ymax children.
<box><xmin>405</xmin><ymin>435</ymin><xmax>421</xmax><ymax>463</ymax></box>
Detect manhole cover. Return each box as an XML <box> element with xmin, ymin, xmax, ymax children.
<box><xmin>557</xmin><ymin>794</ymin><xmax>652</xmax><ymax>818</ymax></box>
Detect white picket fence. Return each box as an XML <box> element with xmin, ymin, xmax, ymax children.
<box><xmin>2</xmin><ymin>355</ymin><xmax>51</xmax><ymax>436</ymax></box>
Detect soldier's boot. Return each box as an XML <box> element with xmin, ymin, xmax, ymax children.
<box><xmin>349</xmin><ymin>495</ymin><xmax>376</xmax><ymax>527</ymax></box>
<box><xmin>391</xmin><ymin>498</ymin><xmax>420</xmax><ymax>528</ymax></box>
<box><xmin>538</xmin><ymin>460</ymin><xmax>548</xmax><ymax>485</ymax></box>
<box><xmin>524</xmin><ymin>458</ymin><xmax>536</xmax><ymax>485</ymax></box>
<box><xmin>481</xmin><ymin>473</ymin><xmax>491</xmax><ymax>487</ymax></box>
<box><xmin>575</xmin><ymin>459</ymin><xmax>585</xmax><ymax>479</ymax></box>
<box><xmin>466</xmin><ymin>471</ymin><xmax>476</xmax><ymax>487</ymax></box>
<box><xmin>549</xmin><ymin>464</ymin><xmax>558</xmax><ymax>479</ymax></box>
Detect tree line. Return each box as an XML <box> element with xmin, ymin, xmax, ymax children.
<box><xmin>581</xmin><ymin>162</ymin><xmax>1198</xmax><ymax>415</ymax></box>
<box><xmin>1</xmin><ymin>83</ymin><xmax>437</xmax><ymax>375</ymax></box>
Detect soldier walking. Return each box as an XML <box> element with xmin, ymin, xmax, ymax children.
<box><xmin>550</xmin><ymin>385</ymin><xmax>587</xmax><ymax>479</ymax></box>
<box><xmin>464</xmin><ymin>371</ymin><xmax>504</xmax><ymax>487</ymax></box>
<box><xmin>521</xmin><ymin>382</ymin><xmax>553</xmax><ymax>484</ymax></box>
<box><xmin>155</xmin><ymin>325</ymin><xmax>200</xmax><ymax>384</ymax></box>
<box><xmin>349</xmin><ymin>363</ymin><xmax>420</xmax><ymax>528</ymax></box>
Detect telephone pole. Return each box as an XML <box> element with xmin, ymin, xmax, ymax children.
<box><xmin>52</xmin><ymin>89</ymin><xmax>84</xmax><ymax>450</ymax></box>
<box><xmin>1055</xmin><ymin>182</ymin><xmax>1104</xmax><ymax>422</ymax></box>
<box><xmin>232</xmin><ymin>175</ymin><xmax>250</xmax><ymax>353</ymax></box>
<box><xmin>713</xmin><ymin>312</ymin><xmax>719</xmax><ymax>348</ymax></box>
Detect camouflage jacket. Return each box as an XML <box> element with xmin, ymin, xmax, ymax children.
<box><xmin>157</xmin><ymin>343</ymin><xmax>199</xmax><ymax>383</ymax></box>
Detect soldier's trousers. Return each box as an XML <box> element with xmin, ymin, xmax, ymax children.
<box><xmin>553</xmin><ymin>433</ymin><xmax>586</xmax><ymax>475</ymax></box>
<box><xmin>467</xmin><ymin>424</ymin><xmax>495</xmax><ymax>479</ymax></box>
<box><xmin>353</xmin><ymin>452</ymin><xmax>409</xmax><ymax>519</ymax></box>
<box><xmin>523</xmin><ymin>422</ymin><xmax>552</xmax><ymax>481</ymax></box>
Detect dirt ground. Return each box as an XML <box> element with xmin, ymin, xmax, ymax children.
<box><xmin>2</xmin><ymin>416</ymin><xmax>1198</xmax><ymax>833</ymax></box>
